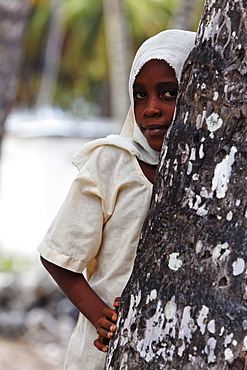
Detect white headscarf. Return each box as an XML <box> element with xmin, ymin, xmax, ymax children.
<box><xmin>73</xmin><ymin>29</ymin><xmax>196</xmax><ymax>169</ymax></box>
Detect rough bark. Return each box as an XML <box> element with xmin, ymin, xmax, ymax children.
<box><xmin>106</xmin><ymin>0</ymin><xmax>247</xmax><ymax>368</ymax></box>
<box><xmin>0</xmin><ymin>0</ymin><xmax>30</xmax><ymax>155</ymax></box>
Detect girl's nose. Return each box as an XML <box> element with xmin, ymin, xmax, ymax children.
<box><xmin>143</xmin><ymin>96</ymin><xmax>162</xmax><ymax>117</ymax></box>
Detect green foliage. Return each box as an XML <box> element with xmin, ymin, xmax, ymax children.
<box><xmin>17</xmin><ymin>0</ymin><xmax>204</xmax><ymax>115</ymax></box>
<box><xmin>126</xmin><ymin>0</ymin><xmax>175</xmax><ymax>45</ymax></box>
<box><xmin>0</xmin><ymin>250</ymin><xmax>30</xmax><ymax>273</ymax></box>
<box><xmin>60</xmin><ymin>0</ymin><xmax>107</xmax><ymax>108</ymax></box>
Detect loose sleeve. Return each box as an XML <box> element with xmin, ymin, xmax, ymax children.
<box><xmin>38</xmin><ymin>166</ymin><xmax>104</xmax><ymax>273</ymax></box>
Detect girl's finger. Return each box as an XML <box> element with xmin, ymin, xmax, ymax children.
<box><xmin>98</xmin><ymin>317</ymin><xmax>116</xmax><ymax>332</ymax></box>
<box><xmin>94</xmin><ymin>338</ymin><xmax>108</xmax><ymax>353</ymax></box>
<box><xmin>97</xmin><ymin>326</ymin><xmax>114</xmax><ymax>338</ymax></box>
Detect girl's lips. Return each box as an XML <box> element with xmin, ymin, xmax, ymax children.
<box><xmin>144</xmin><ymin>125</ymin><xmax>167</xmax><ymax>136</ymax></box>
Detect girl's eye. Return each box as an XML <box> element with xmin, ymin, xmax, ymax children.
<box><xmin>134</xmin><ymin>91</ymin><xmax>146</xmax><ymax>99</ymax></box>
<box><xmin>162</xmin><ymin>89</ymin><xmax>178</xmax><ymax>99</ymax></box>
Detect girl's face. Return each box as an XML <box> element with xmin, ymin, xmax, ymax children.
<box><xmin>133</xmin><ymin>59</ymin><xmax>178</xmax><ymax>152</ymax></box>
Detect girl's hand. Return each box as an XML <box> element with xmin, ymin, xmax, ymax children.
<box><xmin>94</xmin><ymin>297</ymin><xmax>121</xmax><ymax>352</ymax></box>
<box><xmin>113</xmin><ymin>296</ymin><xmax>121</xmax><ymax>310</ymax></box>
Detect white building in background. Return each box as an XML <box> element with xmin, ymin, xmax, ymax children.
<box><xmin>0</xmin><ymin>109</ymin><xmax>119</xmax><ymax>259</ymax></box>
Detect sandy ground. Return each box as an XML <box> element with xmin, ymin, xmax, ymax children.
<box><xmin>0</xmin><ymin>337</ymin><xmax>64</xmax><ymax>370</ymax></box>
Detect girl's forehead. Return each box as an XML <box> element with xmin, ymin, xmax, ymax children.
<box><xmin>135</xmin><ymin>59</ymin><xmax>177</xmax><ymax>82</ymax></box>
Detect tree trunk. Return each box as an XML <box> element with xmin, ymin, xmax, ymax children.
<box><xmin>106</xmin><ymin>0</ymin><xmax>247</xmax><ymax>368</ymax></box>
<box><xmin>35</xmin><ymin>0</ymin><xmax>64</xmax><ymax>108</ymax></box>
<box><xmin>0</xmin><ymin>0</ymin><xmax>30</xmax><ymax>155</ymax></box>
<box><xmin>102</xmin><ymin>0</ymin><xmax>132</xmax><ymax>128</ymax></box>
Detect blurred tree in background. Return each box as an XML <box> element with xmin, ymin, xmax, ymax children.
<box><xmin>0</xmin><ymin>0</ymin><xmax>30</xmax><ymax>154</ymax></box>
<box><xmin>16</xmin><ymin>0</ymin><xmax>204</xmax><ymax>122</ymax></box>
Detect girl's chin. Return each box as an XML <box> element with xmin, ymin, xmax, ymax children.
<box><xmin>145</xmin><ymin>135</ymin><xmax>164</xmax><ymax>152</ymax></box>
<box><xmin>147</xmin><ymin>140</ymin><xmax>163</xmax><ymax>152</ymax></box>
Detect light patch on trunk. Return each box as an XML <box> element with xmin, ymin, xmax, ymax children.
<box><xmin>120</xmin><ymin>292</ymin><xmax>142</xmax><ymax>346</ymax></box>
<box><xmin>196</xmin><ymin>240</ymin><xmax>203</xmax><ymax>254</ymax></box>
<box><xmin>196</xmin><ymin>114</ymin><xmax>203</xmax><ymax>129</ymax></box>
<box><xmin>136</xmin><ymin>300</ymin><xmax>168</xmax><ymax>362</ymax></box>
<box><xmin>182</xmin><ymin>187</ymin><xmax>195</xmax><ymax>209</ymax></box>
<box><xmin>182</xmin><ymin>187</ymin><xmax>209</xmax><ymax>216</ymax></box>
<box><xmin>232</xmin><ymin>257</ymin><xmax>245</xmax><ymax>276</ymax></box>
<box><xmin>164</xmin><ymin>298</ymin><xmax>178</xmax><ymax>340</ymax></box>
<box><xmin>169</xmin><ymin>174</ymin><xmax>174</xmax><ymax>187</ymax></box>
<box><xmin>189</xmin><ymin>148</ymin><xmax>196</xmax><ymax>161</ymax></box>
<box><xmin>146</xmin><ymin>289</ymin><xmax>157</xmax><ymax>304</ymax></box>
<box><xmin>205</xmin><ymin>337</ymin><xmax>217</xmax><ymax>363</ymax></box>
<box><xmin>184</xmin><ymin>111</ymin><xmax>189</xmax><ymax>124</ymax></box>
<box><xmin>220</xmin><ymin>327</ymin><xmax>225</xmax><ymax>336</ymax></box>
<box><xmin>206</xmin><ymin>112</ymin><xmax>223</xmax><ymax>132</ymax></box>
<box><xmin>243</xmin><ymin>321</ymin><xmax>247</xmax><ymax>330</ymax></box>
<box><xmin>196</xmin><ymin>203</ymin><xmax>208</xmax><ymax>217</ymax></box>
<box><xmin>208</xmin><ymin>0</ymin><xmax>216</xmax><ymax>7</ymax></box>
<box><xmin>192</xmin><ymin>173</ymin><xmax>199</xmax><ymax>181</ymax></box>
<box><xmin>236</xmin><ymin>199</ymin><xmax>241</xmax><ymax>206</ymax></box>
<box><xmin>212</xmin><ymin>146</ymin><xmax>237</xmax><ymax>199</ymax></box>
<box><xmin>164</xmin><ymin>296</ymin><xmax>177</xmax><ymax>321</ymax></box>
<box><xmin>226</xmin><ymin>211</ymin><xmax>233</xmax><ymax>221</ymax></box>
<box><xmin>224</xmin><ymin>333</ymin><xmax>234</xmax><ymax>347</ymax></box>
<box><xmin>178</xmin><ymin>306</ymin><xmax>194</xmax><ymax>357</ymax></box>
<box><xmin>193</xmin><ymin>195</ymin><xmax>202</xmax><ymax>210</ymax></box>
<box><xmin>201</xmin><ymin>6</ymin><xmax>220</xmax><ymax>42</ymax></box>
<box><xmin>197</xmin><ymin>305</ymin><xmax>209</xmax><ymax>334</ymax></box>
<box><xmin>187</xmin><ymin>161</ymin><xmax>193</xmax><ymax>175</ymax></box>
<box><xmin>196</xmin><ymin>110</ymin><xmax>206</xmax><ymax>129</ymax></box>
<box><xmin>200</xmin><ymin>186</ymin><xmax>213</xmax><ymax>199</ymax></box>
<box><xmin>213</xmin><ymin>91</ymin><xmax>219</xmax><ymax>101</ymax></box>
<box><xmin>243</xmin><ymin>336</ymin><xmax>247</xmax><ymax>350</ymax></box>
<box><xmin>173</xmin><ymin>158</ymin><xmax>178</xmax><ymax>173</ymax></box>
<box><xmin>208</xmin><ymin>320</ymin><xmax>216</xmax><ymax>334</ymax></box>
<box><xmin>212</xmin><ymin>242</ymin><xmax>230</xmax><ymax>261</ymax></box>
<box><xmin>180</xmin><ymin>143</ymin><xmax>190</xmax><ymax>164</ymax></box>
<box><xmin>155</xmin><ymin>192</ymin><xmax>162</xmax><ymax>204</ymax></box>
<box><xmin>168</xmin><ymin>252</ymin><xmax>183</xmax><ymax>271</ymax></box>
<box><xmin>199</xmin><ymin>144</ymin><xmax>204</xmax><ymax>159</ymax></box>
<box><xmin>158</xmin><ymin>145</ymin><xmax>168</xmax><ymax>171</ymax></box>
<box><xmin>224</xmin><ymin>348</ymin><xmax>234</xmax><ymax>363</ymax></box>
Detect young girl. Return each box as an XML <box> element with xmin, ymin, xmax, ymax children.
<box><xmin>38</xmin><ymin>29</ymin><xmax>195</xmax><ymax>369</ymax></box>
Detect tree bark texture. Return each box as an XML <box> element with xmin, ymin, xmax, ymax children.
<box><xmin>0</xmin><ymin>0</ymin><xmax>30</xmax><ymax>153</ymax></box>
<box><xmin>106</xmin><ymin>0</ymin><xmax>247</xmax><ymax>368</ymax></box>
